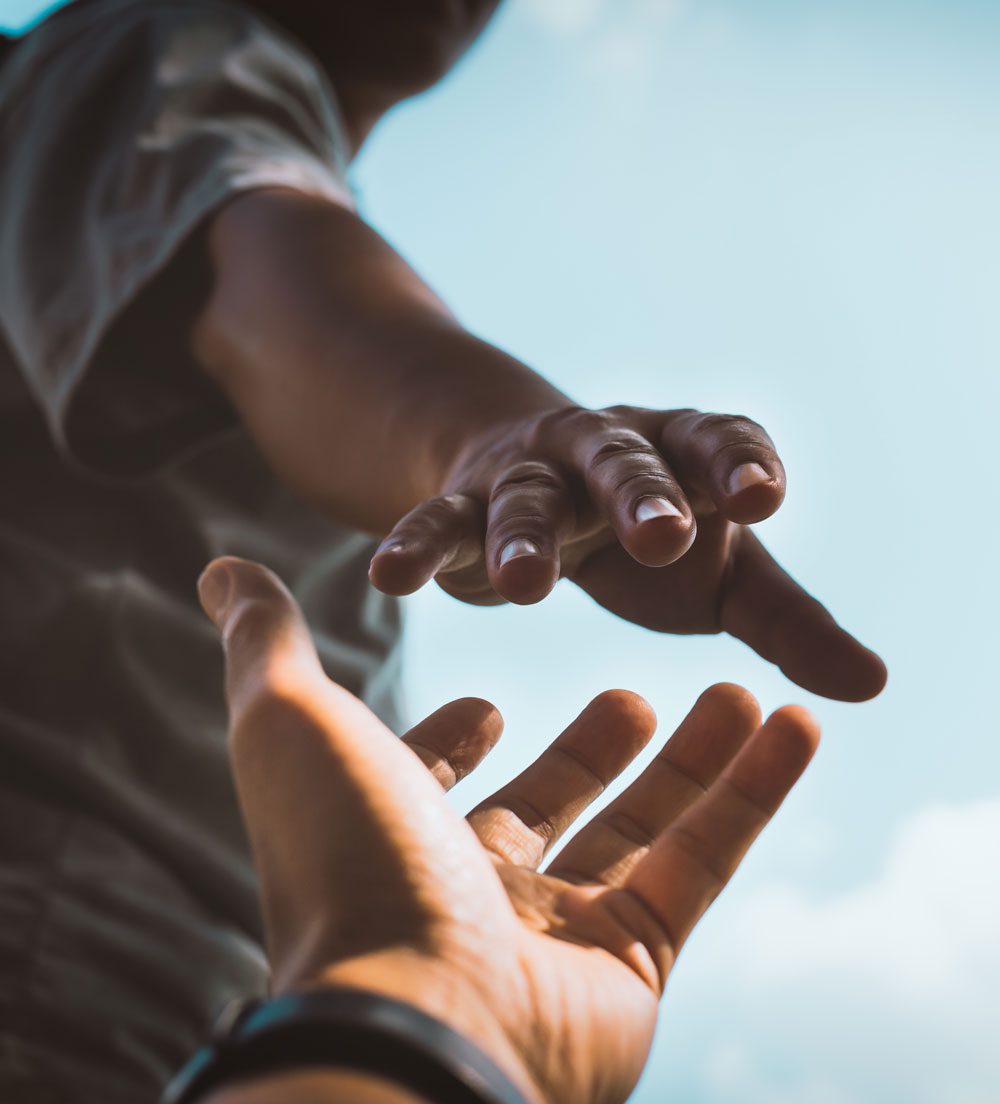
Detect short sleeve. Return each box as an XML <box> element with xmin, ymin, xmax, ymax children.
<box><xmin>0</xmin><ymin>0</ymin><xmax>354</xmax><ymax>477</ymax></box>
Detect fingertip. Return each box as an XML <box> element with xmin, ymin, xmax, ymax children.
<box><xmin>586</xmin><ymin>688</ymin><xmax>658</xmax><ymax>746</ymax></box>
<box><xmin>789</xmin><ymin>640</ymin><xmax>889</xmax><ymax>703</ymax></box>
<box><xmin>761</xmin><ymin>704</ymin><xmax>822</xmax><ymax>761</ymax></box>
<box><xmin>719</xmin><ymin>469</ymin><xmax>786</xmax><ymax>526</ymax></box>
<box><xmin>198</xmin><ymin>556</ymin><xmax>289</xmax><ymax>629</ymax></box>
<box><xmin>628</xmin><ymin>508</ymin><xmax>697</xmax><ymax>568</ymax></box>
<box><xmin>445</xmin><ymin>696</ymin><xmax>506</xmax><ymax>750</ymax></box>
<box><xmin>695</xmin><ymin>682</ymin><xmax>763</xmax><ymax>731</ymax></box>
<box><xmin>198</xmin><ymin>558</ymin><xmax>233</xmax><ymax>628</ymax></box>
<box><xmin>850</xmin><ymin>649</ymin><xmax>889</xmax><ymax>702</ymax></box>
<box><xmin>406</xmin><ymin>696</ymin><xmax>506</xmax><ymax>787</ymax></box>
<box><xmin>492</xmin><ymin>550</ymin><xmax>560</xmax><ymax>605</ymax></box>
<box><xmin>410</xmin><ymin>697</ymin><xmax>507</xmax><ymax>786</ymax></box>
<box><xmin>199</xmin><ymin>557</ymin><xmax>323</xmax><ymax>721</ymax></box>
<box><xmin>368</xmin><ymin>544</ymin><xmax>433</xmax><ymax>596</ymax></box>
<box><xmin>769</xmin><ymin>701</ymin><xmax>821</xmax><ymax>733</ymax></box>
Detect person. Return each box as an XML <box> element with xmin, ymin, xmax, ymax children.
<box><xmin>181</xmin><ymin>555</ymin><xmax>822</xmax><ymax>1104</ymax></box>
<box><xmin>0</xmin><ymin>1</ymin><xmax>885</xmax><ymax>1101</ymax></box>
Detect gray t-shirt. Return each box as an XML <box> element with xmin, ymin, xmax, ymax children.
<box><xmin>0</xmin><ymin>3</ymin><xmax>402</xmax><ymax>1100</ymax></box>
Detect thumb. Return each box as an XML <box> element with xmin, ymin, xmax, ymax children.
<box><xmin>198</xmin><ymin>557</ymin><xmax>514</xmax><ymax>986</ymax></box>
<box><xmin>198</xmin><ymin>555</ymin><xmax>325</xmax><ymax>722</ymax></box>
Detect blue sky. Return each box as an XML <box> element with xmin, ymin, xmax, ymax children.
<box><xmin>355</xmin><ymin>5</ymin><xmax>1000</xmax><ymax>1099</ymax></box>
<box><xmin>3</xmin><ymin>1</ymin><xmax>999</xmax><ymax>1101</ymax></box>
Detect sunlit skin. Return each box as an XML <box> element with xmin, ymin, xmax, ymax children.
<box><xmin>198</xmin><ymin>557</ymin><xmax>821</xmax><ymax>1104</ymax></box>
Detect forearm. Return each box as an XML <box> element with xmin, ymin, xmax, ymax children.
<box><xmin>204</xmin><ymin>1070</ymin><xmax>429</xmax><ymax>1104</ymax></box>
<box><xmin>192</xmin><ymin>188</ymin><xmax>569</xmax><ymax>533</ymax></box>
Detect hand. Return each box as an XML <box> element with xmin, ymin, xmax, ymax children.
<box><xmin>368</xmin><ymin>404</ymin><xmax>886</xmax><ymax>702</ymax></box>
<box><xmin>199</xmin><ymin>555</ymin><xmax>821</xmax><ymax>1104</ymax></box>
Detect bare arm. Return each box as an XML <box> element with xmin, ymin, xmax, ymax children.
<box><xmin>192</xmin><ymin>187</ymin><xmax>567</xmax><ymax>534</ymax></box>
<box><xmin>191</xmin><ymin>187</ymin><xmax>886</xmax><ymax>700</ymax></box>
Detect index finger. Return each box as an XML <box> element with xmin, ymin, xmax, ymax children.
<box><xmin>722</xmin><ymin>531</ymin><xmax>888</xmax><ymax>701</ymax></box>
<box><xmin>197</xmin><ymin>557</ymin><xmax>512</xmax><ymax>968</ymax></box>
<box><xmin>402</xmin><ymin>697</ymin><xmax>504</xmax><ymax>791</ymax></box>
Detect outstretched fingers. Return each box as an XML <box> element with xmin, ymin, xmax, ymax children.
<box><xmin>467</xmin><ymin>690</ymin><xmax>657</xmax><ymax>868</ymax></box>
<box><xmin>722</xmin><ymin>531</ymin><xmax>888</xmax><ymax>701</ymax></box>
<box><xmin>619</xmin><ymin>704</ymin><xmax>820</xmax><ymax>985</ymax></box>
<box><xmin>547</xmin><ymin>683</ymin><xmax>761</xmax><ymax>886</ymax></box>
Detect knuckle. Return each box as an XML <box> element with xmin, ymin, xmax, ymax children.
<box><xmin>660</xmin><ymin>407</ymin><xmax>702</xmax><ymax>434</ymax></box>
<box><xmin>586</xmin><ymin>435</ymin><xmax>673</xmax><ymax>497</ymax></box>
<box><xmin>530</xmin><ymin>405</ymin><xmax>616</xmax><ymax>448</ymax></box>
<box><xmin>490</xmin><ymin>460</ymin><xmax>565</xmax><ymax>499</ymax></box>
<box><xmin>434</xmin><ymin>492</ymin><xmax>476</xmax><ymax>515</ymax></box>
<box><xmin>491</xmin><ymin>509</ymin><xmax>552</xmax><ymax>526</ymax></box>
<box><xmin>610</xmin><ymin>467</ymin><xmax>672</xmax><ymax>499</ymax></box>
<box><xmin>664</xmin><ymin>824</ymin><xmax>728</xmax><ymax>887</ymax></box>
<box><xmin>603</xmin><ymin>402</ymin><xmax>641</xmax><ymax>421</ymax></box>
<box><xmin>690</xmin><ymin>412</ymin><xmax>743</xmax><ymax>437</ymax></box>
<box><xmin>710</xmin><ymin>437</ymin><xmax>772</xmax><ymax>466</ymax></box>
<box><xmin>588</xmin><ymin>431</ymin><xmax>655</xmax><ymax>467</ymax></box>
<box><xmin>603</xmin><ymin>808</ymin><xmax>656</xmax><ymax>849</ymax></box>
<box><xmin>690</xmin><ymin>412</ymin><xmax>768</xmax><ymax>446</ymax></box>
<box><xmin>407</xmin><ymin>493</ymin><xmax>477</xmax><ymax>532</ymax></box>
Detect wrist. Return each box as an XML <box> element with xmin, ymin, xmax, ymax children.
<box><xmin>385</xmin><ymin>330</ymin><xmax>571</xmax><ymax>507</ymax></box>
<box><xmin>172</xmin><ymin>979</ymin><xmax>542</xmax><ymax>1104</ymax></box>
<box><xmin>293</xmin><ymin>952</ymin><xmax>545</xmax><ymax>1104</ymax></box>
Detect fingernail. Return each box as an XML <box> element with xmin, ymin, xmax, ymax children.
<box><xmin>197</xmin><ymin>563</ymin><xmax>232</xmax><ymax>628</ymax></box>
<box><xmin>635</xmin><ymin>496</ymin><xmax>682</xmax><ymax>524</ymax></box>
<box><xmin>376</xmin><ymin>539</ymin><xmax>407</xmax><ymax>555</ymax></box>
<box><xmin>499</xmin><ymin>538</ymin><xmax>540</xmax><ymax>567</ymax></box>
<box><xmin>728</xmin><ymin>462</ymin><xmax>772</xmax><ymax>495</ymax></box>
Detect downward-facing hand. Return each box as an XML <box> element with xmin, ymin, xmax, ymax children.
<box><xmin>369</xmin><ymin>405</ymin><xmax>886</xmax><ymax>702</ymax></box>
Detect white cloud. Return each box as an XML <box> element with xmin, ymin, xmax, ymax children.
<box><xmin>722</xmin><ymin>800</ymin><xmax>1000</xmax><ymax>1011</ymax></box>
<box><xmin>681</xmin><ymin>799</ymin><xmax>1000</xmax><ymax>1104</ymax></box>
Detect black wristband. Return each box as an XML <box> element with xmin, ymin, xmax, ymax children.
<box><xmin>161</xmin><ymin>987</ymin><xmax>532</xmax><ymax>1104</ymax></box>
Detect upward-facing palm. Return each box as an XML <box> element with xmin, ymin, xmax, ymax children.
<box><xmin>199</xmin><ymin>556</ymin><xmax>819</xmax><ymax>1104</ymax></box>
